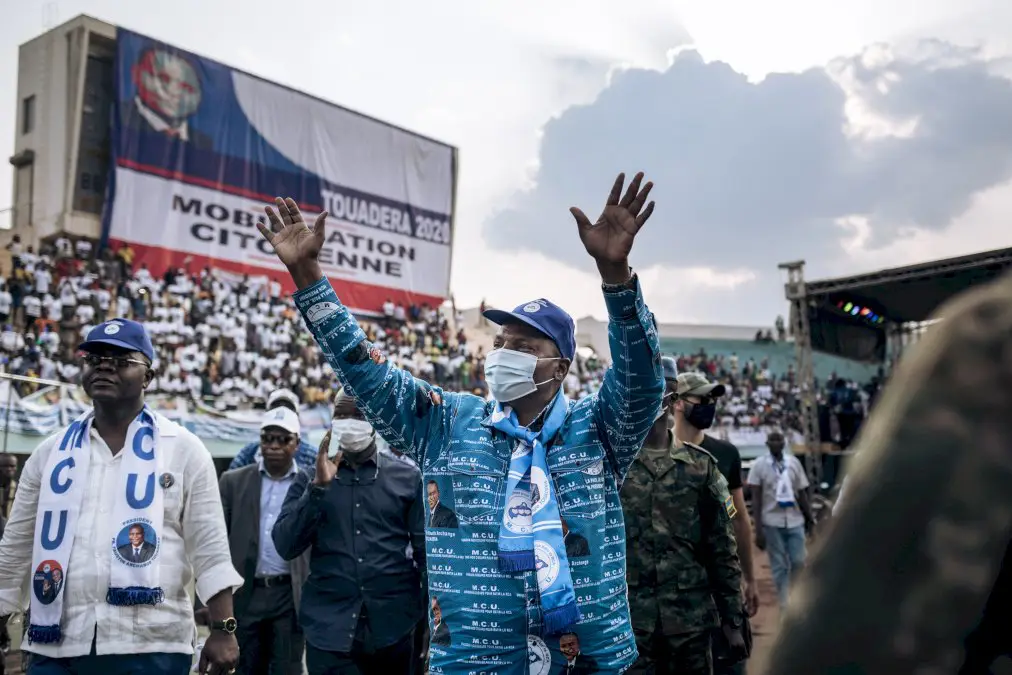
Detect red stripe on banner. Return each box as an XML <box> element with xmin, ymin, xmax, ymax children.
<box><xmin>115</xmin><ymin>158</ymin><xmax>326</xmax><ymax>212</ymax></box>
<box><xmin>112</xmin><ymin>241</ymin><xmax>447</xmax><ymax>313</ymax></box>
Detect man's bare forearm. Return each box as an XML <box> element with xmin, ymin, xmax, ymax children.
<box><xmin>205</xmin><ymin>588</ymin><xmax>235</xmax><ymax>623</ymax></box>
<box><xmin>288</xmin><ymin>261</ymin><xmax>324</xmax><ymax>291</ymax></box>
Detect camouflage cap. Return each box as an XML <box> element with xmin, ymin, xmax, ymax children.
<box><xmin>675</xmin><ymin>372</ymin><xmax>727</xmax><ymax>398</ymax></box>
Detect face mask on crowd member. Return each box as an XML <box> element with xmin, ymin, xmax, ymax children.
<box><xmin>481</xmin><ymin>299</ymin><xmax>574</xmax><ymax>405</ymax></box>
<box><xmin>329</xmin><ymin>388</ymin><xmax>376</xmax><ymax>459</ymax></box>
<box><xmin>674</xmin><ymin>371</ymin><xmax>727</xmax><ymax>431</ymax></box>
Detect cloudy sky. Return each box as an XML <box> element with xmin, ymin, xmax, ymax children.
<box><xmin>1</xmin><ymin>0</ymin><xmax>1011</xmax><ymax>326</ymax></box>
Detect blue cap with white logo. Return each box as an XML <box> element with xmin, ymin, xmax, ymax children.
<box><xmin>79</xmin><ymin>319</ymin><xmax>155</xmax><ymax>362</ymax></box>
<box><xmin>483</xmin><ymin>299</ymin><xmax>576</xmax><ymax>361</ymax></box>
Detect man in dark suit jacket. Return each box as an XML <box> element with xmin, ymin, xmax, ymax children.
<box><xmin>219</xmin><ymin>407</ymin><xmax>309</xmax><ymax>675</ymax></box>
<box><xmin>117</xmin><ymin>523</ymin><xmax>156</xmax><ymax>563</ymax></box>
<box><xmin>426</xmin><ymin>481</ymin><xmax>458</xmax><ymax>529</ymax></box>
<box><xmin>430</xmin><ymin>597</ymin><xmax>451</xmax><ymax>647</ymax></box>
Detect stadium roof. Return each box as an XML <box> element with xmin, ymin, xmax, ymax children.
<box><xmin>806</xmin><ymin>246</ymin><xmax>1012</xmax><ymax>324</ymax></box>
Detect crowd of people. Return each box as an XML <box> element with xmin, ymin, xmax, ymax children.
<box><xmin>0</xmin><ymin>235</ymin><xmax>488</xmax><ymax>409</ymax></box>
<box><xmin>0</xmin><ymin>177</ymin><xmax>1003</xmax><ymax>675</ymax></box>
<box><xmin>672</xmin><ymin>349</ymin><xmax>882</xmax><ymax>443</ymax></box>
<box><xmin>0</xmin><ymin>232</ymin><xmax>880</xmax><ymax>453</ymax></box>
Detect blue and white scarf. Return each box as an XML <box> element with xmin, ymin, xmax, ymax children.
<box><xmin>492</xmin><ymin>390</ymin><xmax>581</xmax><ymax>635</ymax></box>
<box><xmin>28</xmin><ymin>407</ymin><xmax>164</xmax><ymax>643</ymax></box>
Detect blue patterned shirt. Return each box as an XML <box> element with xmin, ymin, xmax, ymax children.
<box><xmin>293</xmin><ymin>276</ymin><xmax>663</xmax><ymax>674</ymax></box>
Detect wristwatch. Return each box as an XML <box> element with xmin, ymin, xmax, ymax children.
<box><xmin>209</xmin><ymin>617</ymin><xmax>238</xmax><ymax>635</ymax></box>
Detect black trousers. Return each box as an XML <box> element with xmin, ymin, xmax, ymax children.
<box><xmin>305</xmin><ymin>629</ymin><xmax>415</xmax><ymax>675</ymax></box>
<box><xmin>237</xmin><ymin>584</ymin><xmax>304</xmax><ymax>675</ymax></box>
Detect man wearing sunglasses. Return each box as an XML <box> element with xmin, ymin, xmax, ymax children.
<box><xmin>0</xmin><ymin>319</ymin><xmax>242</xmax><ymax>675</ymax></box>
<box><xmin>228</xmin><ymin>389</ymin><xmax>318</xmax><ymax>472</ymax></box>
<box><xmin>219</xmin><ymin>407</ymin><xmax>309</xmax><ymax>675</ymax></box>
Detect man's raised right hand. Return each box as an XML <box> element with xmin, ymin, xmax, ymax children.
<box><xmin>258</xmin><ymin>197</ymin><xmax>328</xmax><ymax>289</ymax></box>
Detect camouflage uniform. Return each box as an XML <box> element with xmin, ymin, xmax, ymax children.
<box><xmin>622</xmin><ymin>436</ymin><xmax>744</xmax><ymax>675</ymax></box>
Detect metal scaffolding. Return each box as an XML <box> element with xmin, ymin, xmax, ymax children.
<box><xmin>778</xmin><ymin>260</ymin><xmax>823</xmax><ymax>485</ymax></box>
<box><xmin>780</xmin><ymin>246</ymin><xmax>1012</xmax><ymax>487</ymax></box>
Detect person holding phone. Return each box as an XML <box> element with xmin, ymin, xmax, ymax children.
<box><xmin>272</xmin><ymin>388</ymin><xmax>425</xmax><ymax>675</ymax></box>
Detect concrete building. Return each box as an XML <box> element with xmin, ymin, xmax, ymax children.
<box><xmin>7</xmin><ymin>15</ymin><xmax>117</xmax><ymax>248</ymax></box>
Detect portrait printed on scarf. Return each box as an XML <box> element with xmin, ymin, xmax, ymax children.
<box><xmin>113</xmin><ymin>520</ymin><xmax>159</xmax><ymax>566</ymax></box>
<box><xmin>426</xmin><ymin>479</ymin><xmax>460</xmax><ymax>529</ymax></box>
<box><xmin>32</xmin><ymin>560</ymin><xmax>64</xmax><ymax>605</ymax></box>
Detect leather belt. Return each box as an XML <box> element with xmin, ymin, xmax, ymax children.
<box><xmin>253</xmin><ymin>574</ymin><xmax>291</xmax><ymax>588</ymax></box>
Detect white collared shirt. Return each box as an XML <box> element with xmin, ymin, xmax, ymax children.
<box><xmin>0</xmin><ymin>411</ymin><xmax>243</xmax><ymax>658</ymax></box>
<box><xmin>134</xmin><ymin>96</ymin><xmax>190</xmax><ymax>141</ymax></box>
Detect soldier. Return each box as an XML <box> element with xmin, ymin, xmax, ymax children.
<box><xmin>623</xmin><ymin>357</ymin><xmax>747</xmax><ymax>674</ymax></box>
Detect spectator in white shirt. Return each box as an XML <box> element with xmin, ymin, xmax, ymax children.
<box><xmin>34</xmin><ymin>266</ymin><xmax>52</xmax><ymax>296</ymax></box>
<box><xmin>0</xmin><ymin>319</ymin><xmax>242</xmax><ymax>672</ymax></box>
<box><xmin>73</xmin><ymin>238</ymin><xmax>93</xmax><ymax>260</ymax></box>
<box><xmin>0</xmin><ymin>284</ymin><xmax>11</xmax><ymax>324</ymax></box>
<box><xmin>22</xmin><ymin>295</ymin><xmax>42</xmax><ymax>324</ymax></box>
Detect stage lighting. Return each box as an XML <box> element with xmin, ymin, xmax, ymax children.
<box><xmin>835</xmin><ymin>299</ymin><xmax>888</xmax><ymax>326</ymax></box>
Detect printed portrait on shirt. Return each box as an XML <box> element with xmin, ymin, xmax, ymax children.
<box><xmin>113</xmin><ymin>520</ymin><xmax>159</xmax><ymax>566</ymax></box>
<box><xmin>561</xmin><ymin>516</ymin><xmax>590</xmax><ymax>559</ymax></box>
<box><xmin>430</xmin><ymin>596</ymin><xmax>451</xmax><ymax>646</ymax></box>
<box><xmin>560</xmin><ymin>632</ymin><xmax>599</xmax><ymax>674</ymax></box>
<box><xmin>426</xmin><ymin>479</ymin><xmax>459</xmax><ymax>529</ymax></box>
<box><xmin>32</xmin><ymin>560</ymin><xmax>64</xmax><ymax>605</ymax></box>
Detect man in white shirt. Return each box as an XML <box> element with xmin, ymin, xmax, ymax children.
<box><xmin>0</xmin><ymin>319</ymin><xmax>243</xmax><ymax>673</ymax></box>
<box><xmin>23</xmin><ymin>295</ymin><xmax>42</xmax><ymax>325</ymax></box>
<box><xmin>746</xmin><ymin>431</ymin><xmax>814</xmax><ymax>611</ymax></box>
<box><xmin>34</xmin><ymin>266</ymin><xmax>52</xmax><ymax>297</ymax></box>
<box><xmin>0</xmin><ymin>284</ymin><xmax>12</xmax><ymax>324</ymax></box>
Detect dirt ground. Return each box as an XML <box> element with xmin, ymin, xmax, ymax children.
<box><xmin>745</xmin><ymin>544</ymin><xmax>782</xmax><ymax>673</ymax></box>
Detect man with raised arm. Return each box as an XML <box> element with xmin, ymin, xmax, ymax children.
<box><xmin>257</xmin><ymin>172</ymin><xmax>664</xmax><ymax>674</ymax></box>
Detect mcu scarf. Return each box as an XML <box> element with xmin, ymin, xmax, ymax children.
<box><xmin>492</xmin><ymin>390</ymin><xmax>581</xmax><ymax>635</ymax></box>
<box><xmin>28</xmin><ymin>407</ymin><xmax>164</xmax><ymax>644</ymax></box>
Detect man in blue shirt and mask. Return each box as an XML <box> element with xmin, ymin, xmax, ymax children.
<box><xmin>256</xmin><ymin>172</ymin><xmax>664</xmax><ymax>673</ymax></box>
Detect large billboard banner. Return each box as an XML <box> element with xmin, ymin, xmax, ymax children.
<box><xmin>104</xmin><ymin>29</ymin><xmax>456</xmax><ymax>311</ymax></box>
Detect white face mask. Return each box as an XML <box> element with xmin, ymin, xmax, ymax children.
<box><xmin>483</xmin><ymin>348</ymin><xmax>559</xmax><ymax>403</ymax></box>
<box><xmin>330</xmin><ymin>418</ymin><xmax>375</xmax><ymax>455</ymax></box>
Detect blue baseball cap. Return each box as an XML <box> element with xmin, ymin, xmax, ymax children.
<box><xmin>79</xmin><ymin>319</ymin><xmax>155</xmax><ymax>362</ymax></box>
<box><xmin>662</xmin><ymin>356</ymin><xmax>679</xmax><ymax>381</ymax></box>
<box><xmin>483</xmin><ymin>299</ymin><xmax>576</xmax><ymax>361</ymax></box>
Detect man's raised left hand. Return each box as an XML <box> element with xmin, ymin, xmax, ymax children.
<box><xmin>570</xmin><ymin>172</ymin><xmax>655</xmax><ymax>285</ymax></box>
